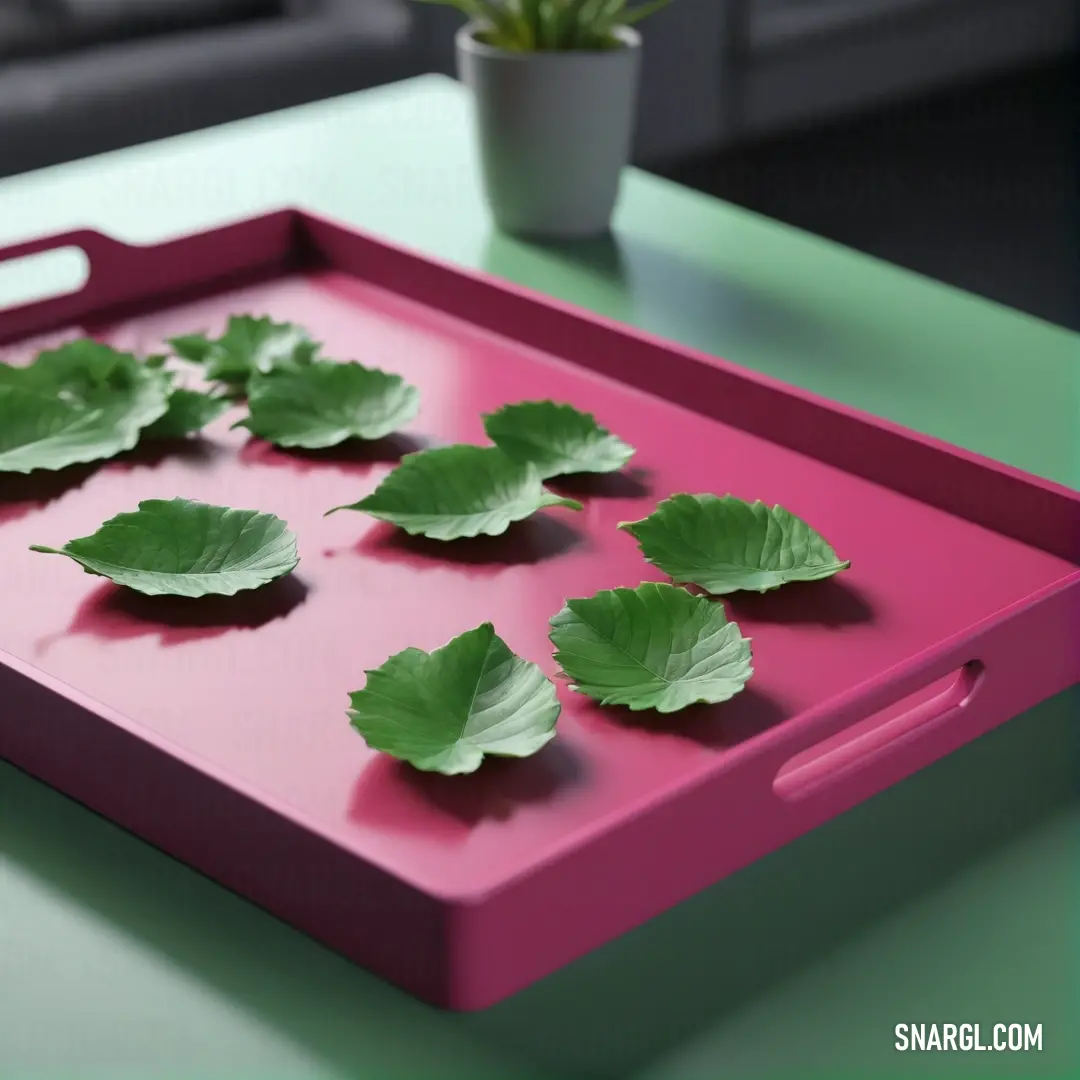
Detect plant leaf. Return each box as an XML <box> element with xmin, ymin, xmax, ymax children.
<box><xmin>549</xmin><ymin>581</ymin><xmax>753</xmax><ymax>713</ymax></box>
<box><xmin>411</xmin><ymin>0</ymin><xmax>665</xmax><ymax>48</ymax></box>
<box><xmin>326</xmin><ymin>444</ymin><xmax>583</xmax><ymax>540</ymax></box>
<box><xmin>179</xmin><ymin>316</ymin><xmax>320</xmax><ymax>385</ymax></box>
<box><xmin>555</xmin><ymin>0</ymin><xmax>589</xmax><ymax>46</ymax></box>
<box><xmin>0</xmin><ymin>388</ymin><xmax>107</xmax><ymax>474</ymax></box>
<box><xmin>0</xmin><ymin>340</ymin><xmax>170</xmax><ymax>473</ymax></box>
<box><xmin>3</xmin><ymin>339</ymin><xmax>167</xmax><ymax>404</ymax></box>
<box><xmin>594</xmin><ymin>0</ymin><xmax>626</xmax><ymax>27</ymax></box>
<box><xmin>620</xmin><ymin>0</ymin><xmax>672</xmax><ymax>24</ymax></box>
<box><xmin>347</xmin><ymin>622</ymin><xmax>561</xmax><ymax>774</ymax></box>
<box><xmin>236</xmin><ymin>361</ymin><xmax>420</xmax><ymax>449</ymax></box>
<box><xmin>167</xmin><ymin>334</ymin><xmax>216</xmax><ymax>364</ymax></box>
<box><xmin>619</xmin><ymin>494</ymin><xmax>851</xmax><ymax>594</ymax></box>
<box><xmin>143</xmin><ymin>388</ymin><xmax>232</xmax><ymax>439</ymax></box>
<box><xmin>30</xmin><ymin>498</ymin><xmax>299</xmax><ymax>598</ymax></box>
<box><xmin>474</xmin><ymin>0</ymin><xmax>532</xmax><ymax>47</ymax></box>
<box><xmin>482</xmin><ymin>400</ymin><xmax>636</xmax><ymax>479</ymax></box>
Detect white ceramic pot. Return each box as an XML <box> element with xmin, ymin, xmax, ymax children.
<box><xmin>457</xmin><ymin>22</ymin><xmax>642</xmax><ymax>240</ymax></box>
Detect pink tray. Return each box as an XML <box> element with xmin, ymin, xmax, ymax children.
<box><xmin>2</xmin><ymin>211</ymin><xmax>1077</xmax><ymax>1010</ymax></box>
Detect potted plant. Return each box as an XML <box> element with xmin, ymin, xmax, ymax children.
<box><xmin>415</xmin><ymin>0</ymin><xmax>673</xmax><ymax>239</ymax></box>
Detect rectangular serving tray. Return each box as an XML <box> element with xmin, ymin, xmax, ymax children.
<box><xmin>2</xmin><ymin>210</ymin><xmax>1077</xmax><ymax>1010</ymax></box>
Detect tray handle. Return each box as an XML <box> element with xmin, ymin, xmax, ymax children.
<box><xmin>772</xmin><ymin>658</ymin><xmax>985</xmax><ymax>803</ymax></box>
<box><xmin>752</xmin><ymin>582</ymin><xmax>1076</xmax><ymax>818</ymax></box>
<box><xmin>0</xmin><ymin>228</ymin><xmax>133</xmax><ymax>265</ymax></box>
<box><xmin>0</xmin><ymin>229</ymin><xmax>152</xmax><ymax>341</ymax></box>
<box><xmin>0</xmin><ymin>213</ymin><xmax>299</xmax><ymax>345</ymax></box>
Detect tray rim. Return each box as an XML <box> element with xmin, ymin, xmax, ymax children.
<box><xmin>2</xmin><ymin>204</ymin><xmax>1078</xmax><ymax>880</ymax></box>
<box><xmin>3</xmin><ymin>209</ymin><xmax>1079</xmax><ymax>1008</ymax></box>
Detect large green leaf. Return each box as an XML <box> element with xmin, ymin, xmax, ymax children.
<box><xmin>143</xmin><ymin>388</ymin><xmax>232</xmax><ymax>439</ymax></box>
<box><xmin>1</xmin><ymin>338</ymin><xmax>169</xmax><ymax>405</ymax></box>
<box><xmin>236</xmin><ymin>361</ymin><xmax>420</xmax><ymax>449</ymax></box>
<box><xmin>326</xmin><ymin>444</ymin><xmax>583</xmax><ymax>540</ymax></box>
<box><xmin>173</xmin><ymin>316</ymin><xmax>320</xmax><ymax>385</ymax></box>
<box><xmin>0</xmin><ymin>388</ymin><xmax>107</xmax><ymax>474</ymax></box>
<box><xmin>347</xmin><ymin>622</ymin><xmax>561</xmax><ymax>774</ymax></box>
<box><xmin>482</xmin><ymin>399</ymin><xmax>636</xmax><ymax>479</ymax></box>
<box><xmin>620</xmin><ymin>493</ymin><xmax>851</xmax><ymax>595</ymax></box>
<box><xmin>549</xmin><ymin>581</ymin><xmax>753</xmax><ymax>713</ymax></box>
<box><xmin>30</xmin><ymin>498</ymin><xmax>299</xmax><ymax>598</ymax></box>
<box><xmin>0</xmin><ymin>340</ymin><xmax>170</xmax><ymax>473</ymax></box>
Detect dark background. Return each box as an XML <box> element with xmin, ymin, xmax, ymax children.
<box><xmin>657</xmin><ymin>58</ymin><xmax>1078</xmax><ymax>330</ymax></box>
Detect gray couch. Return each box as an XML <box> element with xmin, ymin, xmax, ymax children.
<box><xmin>0</xmin><ymin>0</ymin><xmax>424</xmax><ymax>178</ymax></box>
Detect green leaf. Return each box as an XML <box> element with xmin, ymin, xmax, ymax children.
<box><xmin>619</xmin><ymin>494</ymin><xmax>851</xmax><ymax>595</ymax></box>
<box><xmin>557</xmin><ymin>0</ymin><xmax>594</xmax><ymax>47</ymax></box>
<box><xmin>517</xmin><ymin>0</ymin><xmax>541</xmax><ymax>46</ymax></box>
<box><xmin>0</xmin><ymin>388</ymin><xmax>107</xmax><ymax>474</ymax></box>
<box><xmin>0</xmin><ymin>340</ymin><xmax>170</xmax><ymax>474</ymax></box>
<box><xmin>179</xmin><ymin>316</ymin><xmax>320</xmax><ymax>385</ymax></box>
<box><xmin>594</xmin><ymin>0</ymin><xmax>626</xmax><ymax>26</ymax></box>
<box><xmin>3</xmin><ymin>339</ymin><xmax>165</xmax><ymax>403</ymax></box>
<box><xmin>549</xmin><ymin>581</ymin><xmax>754</xmax><ymax>713</ymax></box>
<box><xmin>30</xmin><ymin>498</ymin><xmax>299</xmax><ymax>598</ymax></box>
<box><xmin>620</xmin><ymin>0</ymin><xmax>672</xmax><ymax>24</ymax></box>
<box><xmin>410</xmin><ymin>0</ymin><xmax>665</xmax><ymax>49</ymax></box>
<box><xmin>482</xmin><ymin>400</ymin><xmax>636</xmax><ymax>479</ymax></box>
<box><xmin>236</xmin><ymin>361</ymin><xmax>420</xmax><ymax>449</ymax></box>
<box><xmin>326</xmin><ymin>444</ymin><xmax>583</xmax><ymax>540</ymax></box>
<box><xmin>167</xmin><ymin>334</ymin><xmax>215</xmax><ymax>364</ymax></box>
<box><xmin>414</xmin><ymin>0</ymin><xmax>529</xmax><ymax>48</ymax></box>
<box><xmin>143</xmin><ymin>388</ymin><xmax>232</xmax><ymax>439</ymax></box>
<box><xmin>535</xmin><ymin>0</ymin><xmax>558</xmax><ymax>48</ymax></box>
<box><xmin>347</xmin><ymin>622</ymin><xmax>561</xmax><ymax>774</ymax></box>
<box><xmin>473</xmin><ymin>0</ymin><xmax>532</xmax><ymax>47</ymax></box>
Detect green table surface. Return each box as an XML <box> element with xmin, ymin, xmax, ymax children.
<box><xmin>0</xmin><ymin>75</ymin><xmax>1076</xmax><ymax>1080</ymax></box>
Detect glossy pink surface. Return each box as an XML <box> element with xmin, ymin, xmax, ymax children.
<box><xmin>2</xmin><ymin>268</ymin><xmax>1073</xmax><ymax>885</ymax></box>
<box><xmin>2</xmin><ymin>213</ymin><xmax>1077</xmax><ymax>1008</ymax></box>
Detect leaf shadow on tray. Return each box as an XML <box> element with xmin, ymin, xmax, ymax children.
<box><xmin>34</xmin><ymin>574</ymin><xmax>310</xmax><ymax>652</ymax></box>
<box><xmin>350</xmin><ymin>516</ymin><xmax>587</xmax><ymax>576</ymax></box>
<box><xmin>573</xmin><ymin>683</ymin><xmax>789</xmax><ymax>750</ymax></box>
<box><xmin>349</xmin><ymin>742</ymin><xmax>587</xmax><ymax>837</ymax></box>
<box><xmin>238</xmin><ymin>432</ymin><xmax>428</xmax><ymax>476</ymax></box>
<box><xmin>0</xmin><ymin>465</ymin><xmax>96</xmax><ymax>525</ymax></box>
<box><xmin>546</xmin><ymin>466</ymin><xmax>652</xmax><ymax>500</ymax></box>
<box><xmin>0</xmin><ymin>440</ymin><xmax>219</xmax><ymax>526</ymax></box>
<box><xmin>110</xmin><ymin>437</ymin><xmax>221</xmax><ymax>472</ymax></box>
<box><xmin>725</xmin><ymin>576</ymin><xmax>876</xmax><ymax>627</ymax></box>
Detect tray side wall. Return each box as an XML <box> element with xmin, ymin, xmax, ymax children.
<box><xmin>449</xmin><ymin>580</ymin><xmax>1079</xmax><ymax>1009</ymax></box>
<box><xmin>0</xmin><ymin>661</ymin><xmax>454</xmax><ymax>1007</ymax></box>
